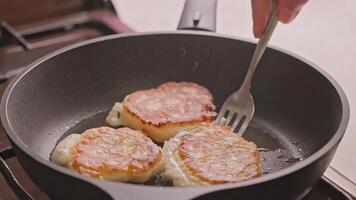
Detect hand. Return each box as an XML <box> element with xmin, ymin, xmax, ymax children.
<box><xmin>252</xmin><ymin>0</ymin><xmax>309</xmax><ymax>38</ymax></box>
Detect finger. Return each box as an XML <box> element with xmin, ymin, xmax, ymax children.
<box><xmin>277</xmin><ymin>0</ymin><xmax>308</xmax><ymax>23</ymax></box>
<box><xmin>252</xmin><ymin>0</ymin><xmax>273</xmax><ymax>38</ymax></box>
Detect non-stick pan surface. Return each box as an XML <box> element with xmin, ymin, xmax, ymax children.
<box><xmin>0</xmin><ymin>31</ymin><xmax>349</xmax><ymax>199</ymax></box>
<box><xmin>0</xmin><ymin>0</ymin><xmax>349</xmax><ymax>200</ymax></box>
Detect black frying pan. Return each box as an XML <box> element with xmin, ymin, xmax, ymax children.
<box><xmin>0</xmin><ymin>0</ymin><xmax>349</xmax><ymax>199</ymax></box>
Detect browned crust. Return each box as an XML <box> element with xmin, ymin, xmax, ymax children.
<box><xmin>178</xmin><ymin>123</ymin><xmax>261</xmax><ymax>184</ymax></box>
<box><xmin>69</xmin><ymin>127</ymin><xmax>163</xmax><ymax>179</ymax></box>
<box><xmin>122</xmin><ymin>106</ymin><xmax>215</xmax><ymax>128</ymax></box>
<box><xmin>122</xmin><ymin>82</ymin><xmax>217</xmax><ymax>128</ymax></box>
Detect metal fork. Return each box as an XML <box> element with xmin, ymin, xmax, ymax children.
<box><xmin>214</xmin><ymin>9</ymin><xmax>279</xmax><ymax>135</ymax></box>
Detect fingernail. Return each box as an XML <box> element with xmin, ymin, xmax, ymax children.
<box><xmin>253</xmin><ymin>26</ymin><xmax>262</xmax><ymax>38</ymax></box>
<box><xmin>278</xmin><ymin>7</ymin><xmax>296</xmax><ymax>23</ymax></box>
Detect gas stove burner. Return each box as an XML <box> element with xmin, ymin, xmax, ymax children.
<box><xmin>0</xmin><ymin>0</ymin><xmax>132</xmax><ymax>82</ymax></box>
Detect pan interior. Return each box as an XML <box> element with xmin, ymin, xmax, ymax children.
<box><xmin>3</xmin><ymin>33</ymin><xmax>343</xmax><ymax>185</ymax></box>
<box><xmin>58</xmin><ymin>112</ymin><xmax>305</xmax><ymax>186</ymax></box>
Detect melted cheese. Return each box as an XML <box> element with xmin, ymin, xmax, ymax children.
<box><xmin>162</xmin><ymin>131</ymin><xmax>204</xmax><ymax>186</ymax></box>
<box><xmin>51</xmin><ymin>134</ymin><xmax>81</xmax><ymax>166</ymax></box>
<box><xmin>105</xmin><ymin>102</ymin><xmax>123</xmax><ymax>127</ymax></box>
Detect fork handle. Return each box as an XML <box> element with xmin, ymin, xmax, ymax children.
<box><xmin>241</xmin><ymin>7</ymin><xmax>279</xmax><ymax>92</ymax></box>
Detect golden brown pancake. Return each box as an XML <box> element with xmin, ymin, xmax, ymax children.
<box><xmin>106</xmin><ymin>82</ymin><xmax>217</xmax><ymax>142</ymax></box>
<box><xmin>163</xmin><ymin>123</ymin><xmax>261</xmax><ymax>186</ymax></box>
<box><xmin>52</xmin><ymin>127</ymin><xmax>163</xmax><ymax>182</ymax></box>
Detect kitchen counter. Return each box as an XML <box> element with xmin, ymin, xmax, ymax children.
<box><xmin>113</xmin><ymin>0</ymin><xmax>356</xmax><ymax>196</ymax></box>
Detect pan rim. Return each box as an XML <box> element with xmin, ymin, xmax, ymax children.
<box><xmin>0</xmin><ymin>30</ymin><xmax>350</xmax><ymax>195</ymax></box>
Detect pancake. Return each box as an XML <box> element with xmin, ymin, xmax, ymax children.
<box><xmin>162</xmin><ymin>123</ymin><xmax>261</xmax><ymax>186</ymax></box>
<box><xmin>106</xmin><ymin>82</ymin><xmax>217</xmax><ymax>143</ymax></box>
<box><xmin>51</xmin><ymin>127</ymin><xmax>163</xmax><ymax>183</ymax></box>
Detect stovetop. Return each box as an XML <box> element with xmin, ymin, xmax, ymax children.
<box><xmin>0</xmin><ymin>0</ymin><xmax>353</xmax><ymax>199</ymax></box>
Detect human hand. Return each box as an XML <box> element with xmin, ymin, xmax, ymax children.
<box><xmin>252</xmin><ymin>0</ymin><xmax>309</xmax><ymax>38</ymax></box>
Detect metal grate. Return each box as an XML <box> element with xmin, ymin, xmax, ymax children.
<box><xmin>0</xmin><ymin>147</ymin><xmax>34</xmax><ymax>200</ymax></box>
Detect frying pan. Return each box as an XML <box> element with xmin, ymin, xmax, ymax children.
<box><xmin>0</xmin><ymin>0</ymin><xmax>349</xmax><ymax>199</ymax></box>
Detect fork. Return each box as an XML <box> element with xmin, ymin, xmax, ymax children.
<box><xmin>214</xmin><ymin>9</ymin><xmax>279</xmax><ymax>136</ymax></box>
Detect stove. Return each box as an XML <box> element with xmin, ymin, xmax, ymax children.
<box><xmin>0</xmin><ymin>1</ymin><xmax>353</xmax><ymax>199</ymax></box>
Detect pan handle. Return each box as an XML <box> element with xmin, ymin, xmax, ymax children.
<box><xmin>177</xmin><ymin>0</ymin><xmax>217</xmax><ymax>32</ymax></box>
